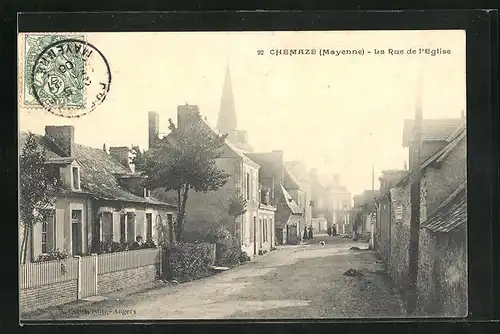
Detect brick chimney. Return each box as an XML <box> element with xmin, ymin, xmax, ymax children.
<box><xmin>148</xmin><ymin>111</ymin><xmax>159</xmax><ymax>149</ymax></box>
<box><xmin>45</xmin><ymin>125</ymin><xmax>74</xmax><ymax>157</ymax></box>
<box><xmin>177</xmin><ymin>104</ymin><xmax>200</xmax><ymax>132</ymax></box>
<box><xmin>109</xmin><ymin>146</ymin><xmax>131</xmax><ymax>171</ymax></box>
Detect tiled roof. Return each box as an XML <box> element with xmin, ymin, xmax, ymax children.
<box><xmin>420</xmin><ymin>184</ymin><xmax>466</xmax><ymax>232</ymax></box>
<box><xmin>19</xmin><ymin>132</ymin><xmax>175</xmax><ymax>207</ymax></box>
<box><xmin>280</xmin><ymin>184</ymin><xmax>303</xmax><ymax>215</ymax></box>
<box><xmin>402</xmin><ymin>118</ymin><xmax>463</xmax><ymax>147</ymax></box>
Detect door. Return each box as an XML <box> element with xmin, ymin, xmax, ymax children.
<box><xmin>288</xmin><ymin>224</ymin><xmax>298</xmax><ymax>245</ymax></box>
<box><xmin>71</xmin><ymin>210</ymin><xmax>82</xmax><ymax>255</ymax></box>
<box><xmin>253</xmin><ymin>216</ymin><xmax>257</xmax><ymax>256</ymax></box>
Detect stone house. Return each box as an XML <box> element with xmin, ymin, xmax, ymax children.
<box><xmin>19</xmin><ymin>126</ymin><xmax>177</xmax><ymax>262</ymax></box>
<box><xmin>284</xmin><ymin>160</ymin><xmax>313</xmax><ymax>228</ymax></box>
<box><xmin>245</xmin><ymin>151</ymin><xmax>304</xmax><ymax>245</ymax></box>
<box><xmin>375</xmin><ymin>117</ymin><xmax>466</xmax><ymax>316</ymax></box>
<box><xmin>149</xmin><ymin>105</ymin><xmax>276</xmax><ymax>256</ymax></box>
<box><xmin>374</xmin><ymin>169</ymin><xmax>407</xmax><ymax>263</ymax></box>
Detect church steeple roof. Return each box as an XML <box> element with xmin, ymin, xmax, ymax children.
<box><xmin>216</xmin><ymin>63</ymin><xmax>237</xmax><ymax>136</ymax></box>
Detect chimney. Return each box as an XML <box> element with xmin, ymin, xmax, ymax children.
<box><xmin>45</xmin><ymin>125</ymin><xmax>75</xmax><ymax>157</ymax></box>
<box><xmin>109</xmin><ymin>146</ymin><xmax>131</xmax><ymax>171</ymax></box>
<box><xmin>148</xmin><ymin>111</ymin><xmax>159</xmax><ymax>149</ymax></box>
<box><xmin>177</xmin><ymin>104</ymin><xmax>200</xmax><ymax>131</ymax></box>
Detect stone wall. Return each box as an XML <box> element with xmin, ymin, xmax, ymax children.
<box><xmin>20</xmin><ymin>279</ymin><xmax>78</xmax><ymax>314</ymax></box>
<box><xmin>417</xmin><ymin>225</ymin><xmax>467</xmax><ymax>316</ymax></box>
<box><xmin>98</xmin><ymin>264</ymin><xmax>158</xmax><ymax>295</ymax></box>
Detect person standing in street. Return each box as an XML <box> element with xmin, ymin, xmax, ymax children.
<box><xmin>308</xmin><ymin>225</ymin><xmax>313</xmax><ymax>239</ymax></box>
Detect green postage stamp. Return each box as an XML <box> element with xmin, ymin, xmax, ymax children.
<box><xmin>19</xmin><ymin>33</ymin><xmax>111</xmax><ymax>118</ymax></box>
<box><xmin>21</xmin><ymin>34</ymin><xmax>87</xmax><ymax>109</ymax></box>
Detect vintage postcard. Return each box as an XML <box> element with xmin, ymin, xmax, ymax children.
<box><xmin>19</xmin><ymin>29</ymin><xmax>467</xmax><ymax>320</ymax></box>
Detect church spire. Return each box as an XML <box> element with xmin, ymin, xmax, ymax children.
<box><xmin>216</xmin><ymin>63</ymin><xmax>237</xmax><ymax>136</ymax></box>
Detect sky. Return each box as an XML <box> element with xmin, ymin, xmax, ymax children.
<box><xmin>18</xmin><ymin>30</ymin><xmax>466</xmax><ymax>197</ymax></box>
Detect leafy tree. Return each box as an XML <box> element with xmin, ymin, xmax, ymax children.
<box><xmin>19</xmin><ymin>132</ymin><xmax>58</xmax><ymax>264</ymax></box>
<box><xmin>137</xmin><ymin>110</ymin><xmax>230</xmax><ymax>241</ymax></box>
<box><xmin>225</xmin><ymin>193</ymin><xmax>247</xmax><ymax>239</ymax></box>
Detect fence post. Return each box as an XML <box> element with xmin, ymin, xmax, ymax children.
<box><xmin>74</xmin><ymin>255</ymin><xmax>82</xmax><ymax>300</ymax></box>
<box><xmin>92</xmin><ymin>253</ymin><xmax>98</xmax><ymax>296</ymax></box>
<box><xmin>212</xmin><ymin>243</ymin><xmax>216</xmax><ymax>266</ymax></box>
<box><xmin>158</xmin><ymin>246</ymin><xmax>162</xmax><ymax>279</ymax></box>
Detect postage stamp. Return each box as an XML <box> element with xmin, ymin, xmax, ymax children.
<box><xmin>19</xmin><ymin>33</ymin><xmax>111</xmax><ymax>118</ymax></box>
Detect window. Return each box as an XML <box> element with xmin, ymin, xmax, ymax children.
<box><xmin>102</xmin><ymin>212</ymin><xmax>113</xmax><ymax>241</ymax></box>
<box><xmin>246</xmin><ymin>173</ymin><xmax>250</xmax><ymax>199</ymax></box>
<box><xmin>146</xmin><ymin>213</ymin><xmax>153</xmax><ymax>239</ymax></box>
<box><xmin>41</xmin><ymin>211</ymin><xmax>55</xmax><ymax>254</ymax></box>
<box><xmin>72</xmin><ymin>167</ymin><xmax>80</xmax><ymax>189</ymax></box>
<box><xmin>264</xmin><ymin>219</ymin><xmax>267</xmax><ymax>242</ymax></box>
<box><xmin>71</xmin><ymin>210</ymin><xmax>82</xmax><ymax>255</ymax></box>
<box><xmin>126</xmin><ymin>212</ymin><xmax>135</xmax><ymax>242</ymax></box>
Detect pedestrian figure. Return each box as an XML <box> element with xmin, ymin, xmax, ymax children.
<box><xmin>332</xmin><ymin>225</ymin><xmax>337</xmax><ymax>236</ymax></box>
<box><xmin>303</xmin><ymin>226</ymin><xmax>308</xmax><ymax>240</ymax></box>
<box><xmin>327</xmin><ymin>226</ymin><xmax>332</xmax><ymax>236</ymax></box>
<box><xmin>131</xmin><ymin>235</ymin><xmax>143</xmax><ymax>250</ymax></box>
<box><xmin>308</xmin><ymin>225</ymin><xmax>313</xmax><ymax>239</ymax></box>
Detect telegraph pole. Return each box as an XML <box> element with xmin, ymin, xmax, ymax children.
<box><xmin>407</xmin><ymin>71</ymin><xmax>423</xmax><ymax>315</ymax></box>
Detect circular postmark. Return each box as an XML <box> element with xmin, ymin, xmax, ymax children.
<box><xmin>30</xmin><ymin>38</ymin><xmax>112</xmax><ymax>118</ymax></box>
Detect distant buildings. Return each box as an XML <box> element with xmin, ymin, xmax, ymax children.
<box><xmin>245</xmin><ymin>151</ymin><xmax>305</xmax><ymax>245</ymax></box>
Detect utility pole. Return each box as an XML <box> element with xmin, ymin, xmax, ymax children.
<box><xmin>407</xmin><ymin>72</ymin><xmax>423</xmax><ymax>315</ymax></box>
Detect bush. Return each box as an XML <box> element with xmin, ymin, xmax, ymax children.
<box><xmin>162</xmin><ymin>242</ymin><xmax>215</xmax><ymax>282</ymax></box>
<box><xmin>238</xmin><ymin>251</ymin><xmax>251</xmax><ymax>263</ymax></box>
<box><xmin>207</xmin><ymin>227</ymin><xmax>242</xmax><ymax>267</ymax></box>
<box><xmin>143</xmin><ymin>237</ymin><xmax>157</xmax><ymax>249</ymax></box>
<box><xmin>34</xmin><ymin>249</ymin><xmax>68</xmax><ymax>262</ymax></box>
<box><xmin>98</xmin><ymin>236</ymin><xmax>129</xmax><ymax>254</ymax></box>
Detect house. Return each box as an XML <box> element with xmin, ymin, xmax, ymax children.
<box><xmin>245</xmin><ymin>151</ymin><xmax>305</xmax><ymax>245</ymax></box>
<box><xmin>19</xmin><ymin>126</ymin><xmax>177</xmax><ymax>262</ymax></box>
<box><xmin>352</xmin><ymin>190</ymin><xmax>379</xmax><ymax>239</ymax></box>
<box><xmin>311</xmin><ymin>217</ymin><xmax>328</xmax><ymax>233</ymax></box>
<box><xmin>375</xmin><ymin>117</ymin><xmax>466</xmax><ymax>316</ymax></box>
<box><xmin>308</xmin><ymin>169</ymin><xmax>333</xmax><ymax>226</ymax></box>
<box><xmin>374</xmin><ymin>169</ymin><xmax>407</xmax><ymax>262</ymax></box>
<box><xmin>284</xmin><ymin>160</ymin><xmax>313</xmax><ymax>228</ymax></box>
<box><xmin>329</xmin><ymin>174</ymin><xmax>352</xmax><ymax>230</ymax></box>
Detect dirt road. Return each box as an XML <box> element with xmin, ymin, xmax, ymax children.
<box><xmin>27</xmin><ymin>235</ymin><xmax>406</xmax><ymax>320</ymax></box>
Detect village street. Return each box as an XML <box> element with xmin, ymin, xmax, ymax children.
<box><xmin>27</xmin><ymin>235</ymin><xmax>405</xmax><ymax>320</ymax></box>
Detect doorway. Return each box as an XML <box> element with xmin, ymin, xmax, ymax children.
<box><xmin>71</xmin><ymin>210</ymin><xmax>82</xmax><ymax>255</ymax></box>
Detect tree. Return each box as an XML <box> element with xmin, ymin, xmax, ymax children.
<box><xmin>225</xmin><ymin>193</ymin><xmax>247</xmax><ymax>239</ymax></box>
<box><xmin>136</xmin><ymin>111</ymin><xmax>230</xmax><ymax>241</ymax></box>
<box><xmin>19</xmin><ymin>132</ymin><xmax>58</xmax><ymax>264</ymax></box>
